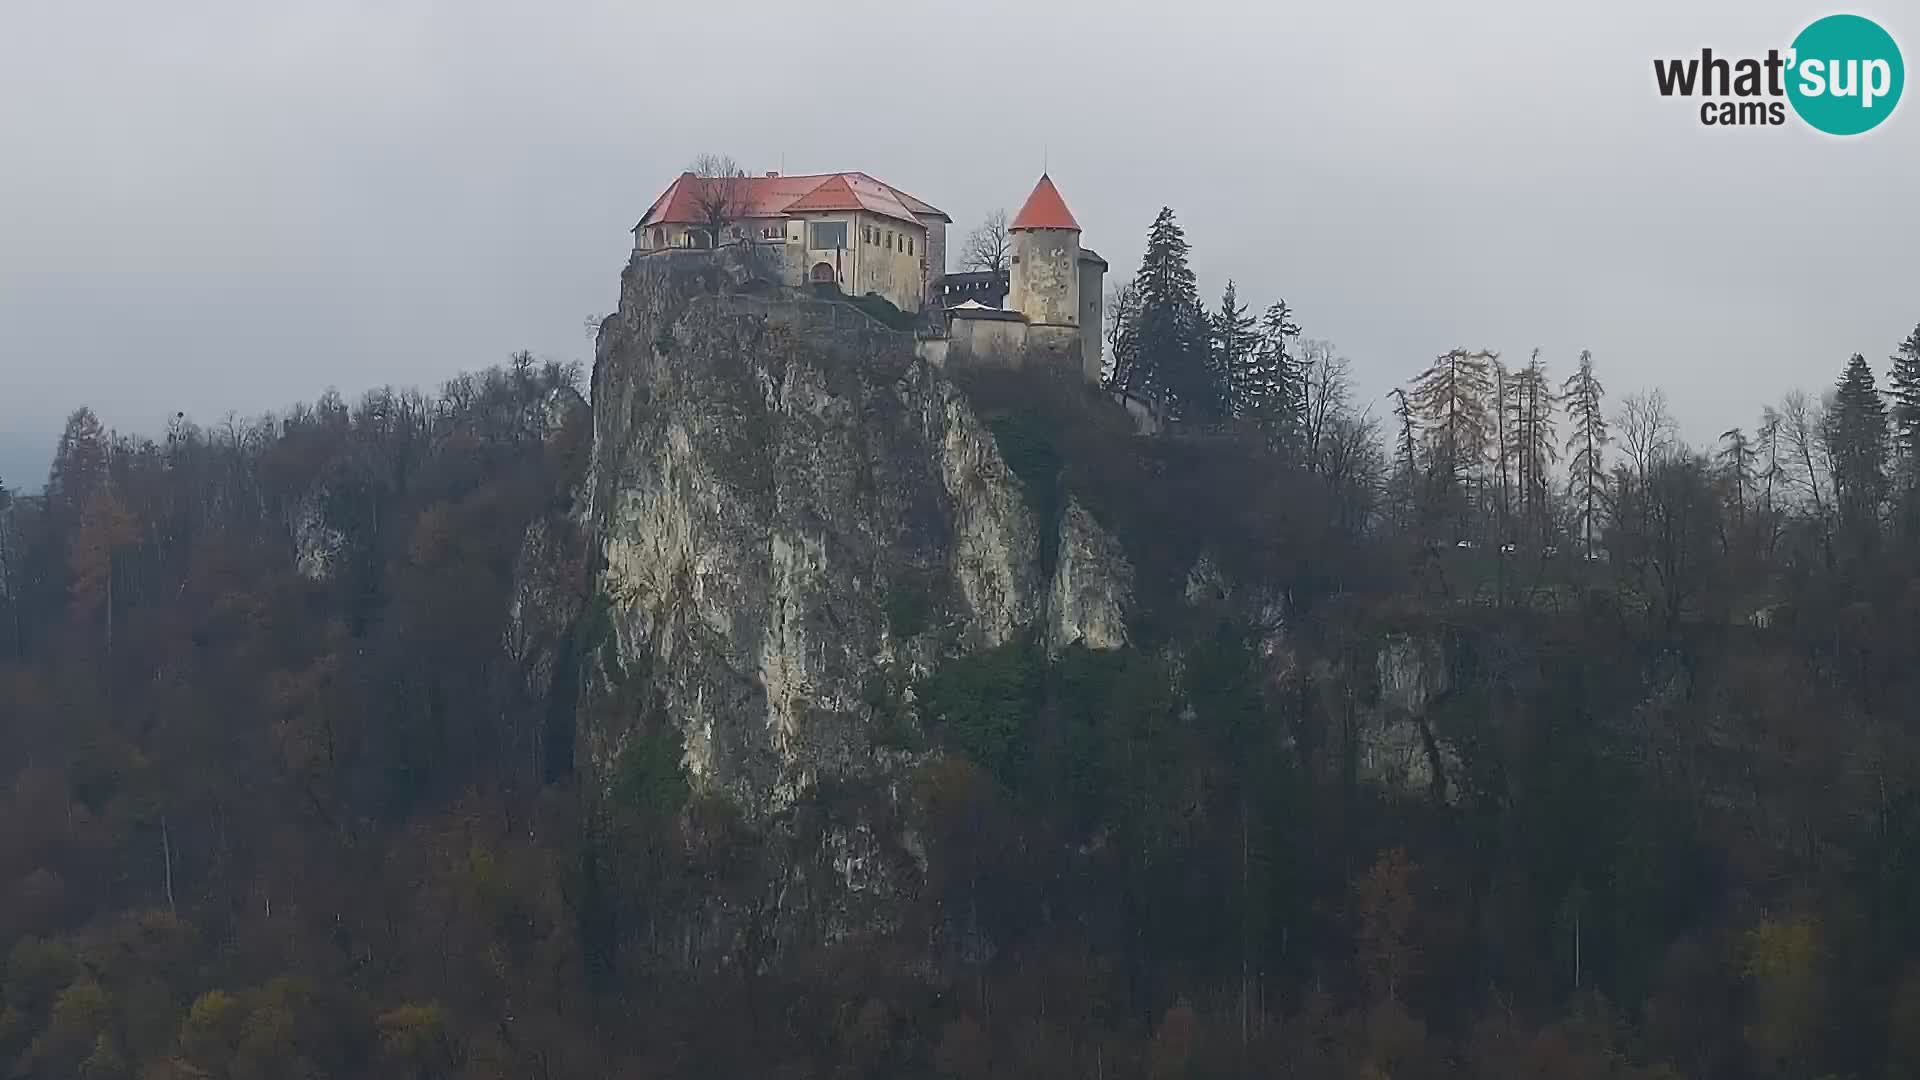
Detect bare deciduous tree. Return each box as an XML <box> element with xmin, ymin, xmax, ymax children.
<box><xmin>1779</xmin><ymin>389</ymin><xmax>1831</xmax><ymax>518</ymax></box>
<box><xmin>1103</xmin><ymin>277</ymin><xmax>1141</xmax><ymax>389</ymax></box>
<box><xmin>1300</xmin><ymin>339</ymin><xmax>1350</xmax><ymax>475</ymax></box>
<box><xmin>1615</xmin><ymin>389</ymin><xmax>1679</xmax><ymax>485</ymax></box>
<box><xmin>687</xmin><ymin>153</ymin><xmax>749</xmax><ymax>248</ymax></box>
<box><xmin>959</xmin><ymin>209</ymin><xmax>1010</xmax><ymax>273</ymax></box>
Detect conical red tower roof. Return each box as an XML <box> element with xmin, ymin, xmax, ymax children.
<box><xmin>1009</xmin><ymin>173</ymin><xmax>1081</xmax><ymax>232</ymax></box>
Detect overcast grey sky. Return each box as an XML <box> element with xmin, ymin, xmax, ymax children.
<box><xmin>3</xmin><ymin>0</ymin><xmax>1916</xmax><ymax>488</ymax></box>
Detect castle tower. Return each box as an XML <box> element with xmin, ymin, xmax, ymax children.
<box><xmin>1007</xmin><ymin>174</ymin><xmax>1084</xmax><ymax>370</ymax></box>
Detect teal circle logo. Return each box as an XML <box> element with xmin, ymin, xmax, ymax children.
<box><xmin>1787</xmin><ymin>14</ymin><xmax>1903</xmax><ymax>135</ymax></box>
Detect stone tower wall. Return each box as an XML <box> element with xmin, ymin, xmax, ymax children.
<box><xmin>1008</xmin><ymin>227</ymin><xmax>1081</xmax><ymax>330</ymax></box>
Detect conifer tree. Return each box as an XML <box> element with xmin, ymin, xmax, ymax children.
<box><xmin>1827</xmin><ymin>353</ymin><xmax>1890</xmax><ymax>537</ymax></box>
<box><xmin>1561</xmin><ymin>351</ymin><xmax>1608</xmax><ymax>556</ymax></box>
<box><xmin>1409</xmin><ymin>348</ymin><xmax>1498</xmax><ymax>533</ymax></box>
<box><xmin>69</xmin><ymin>480</ymin><xmax>140</xmax><ymax>655</ymax></box>
<box><xmin>1131</xmin><ymin>208</ymin><xmax>1215</xmax><ymax>421</ymax></box>
<box><xmin>1715</xmin><ymin>427</ymin><xmax>1757</xmax><ymax>535</ymax></box>
<box><xmin>1508</xmin><ymin>352</ymin><xmax>1558</xmax><ymax>544</ymax></box>
<box><xmin>1209</xmin><ymin>282</ymin><xmax>1260</xmax><ymax>419</ymax></box>
<box><xmin>47</xmin><ymin>406</ymin><xmax>110</xmax><ymax>530</ymax></box>
<box><xmin>1232</xmin><ymin>299</ymin><xmax>1302</xmax><ymax>451</ymax></box>
<box><xmin>1390</xmin><ymin>388</ymin><xmax>1419</xmax><ymax>529</ymax></box>
<box><xmin>1889</xmin><ymin>323</ymin><xmax>1920</xmax><ymax>472</ymax></box>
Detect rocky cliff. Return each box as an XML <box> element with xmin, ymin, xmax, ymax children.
<box><xmin>573</xmin><ymin>255</ymin><xmax>1138</xmax><ymax>818</ymax></box>
<box><xmin>499</xmin><ymin>253</ymin><xmax>1475</xmax><ymax>853</ymax></box>
<box><xmin>479</xmin><ymin>254</ymin><xmax>1488</xmax><ymax>966</ymax></box>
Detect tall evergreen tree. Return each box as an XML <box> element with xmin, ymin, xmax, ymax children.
<box><xmin>1827</xmin><ymin>353</ymin><xmax>1890</xmax><ymax>538</ymax></box>
<box><xmin>1889</xmin><ymin>324</ymin><xmax>1920</xmax><ymax>473</ymax></box>
<box><xmin>1210</xmin><ymin>281</ymin><xmax>1260</xmax><ymax>418</ymax></box>
<box><xmin>1130</xmin><ymin>208</ymin><xmax>1215</xmax><ymax>421</ymax></box>
<box><xmin>1561</xmin><ymin>351</ymin><xmax>1608</xmax><ymax>556</ymax></box>
<box><xmin>1244</xmin><ymin>300</ymin><xmax>1302</xmax><ymax>451</ymax></box>
<box><xmin>46</xmin><ymin>406</ymin><xmax>111</xmax><ymax>536</ymax></box>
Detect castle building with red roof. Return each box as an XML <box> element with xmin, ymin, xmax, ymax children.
<box><xmin>633</xmin><ymin>168</ymin><xmax>1108</xmax><ymax>384</ymax></box>
<box><xmin>939</xmin><ymin>173</ymin><xmax>1109</xmax><ymax>384</ymax></box>
<box><xmin>633</xmin><ymin>169</ymin><xmax>949</xmax><ymax>314</ymax></box>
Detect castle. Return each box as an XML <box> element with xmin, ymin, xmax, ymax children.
<box><xmin>633</xmin><ymin>170</ymin><xmax>1106</xmax><ymax>383</ymax></box>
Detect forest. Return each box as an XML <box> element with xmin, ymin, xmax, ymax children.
<box><xmin>5</xmin><ymin>199</ymin><xmax>1920</xmax><ymax>1078</ymax></box>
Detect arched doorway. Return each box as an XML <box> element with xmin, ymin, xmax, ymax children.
<box><xmin>810</xmin><ymin>262</ymin><xmax>836</xmax><ymax>284</ymax></box>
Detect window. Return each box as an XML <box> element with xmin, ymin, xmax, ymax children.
<box><xmin>908</xmin><ymin>237</ymin><xmax>914</xmax><ymax>255</ymax></box>
<box><xmin>810</xmin><ymin>221</ymin><xmax>848</xmax><ymax>249</ymax></box>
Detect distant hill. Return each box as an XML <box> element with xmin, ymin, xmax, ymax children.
<box><xmin>0</xmin><ymin>428</ymin><xmax>50</xmax><ymax>493</ymax></box>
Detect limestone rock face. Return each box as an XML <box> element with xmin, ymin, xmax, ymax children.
<box><xmin>505</xmin><ymin>516</ymin><xmax>587</xmax><ymax>698</ymax></box>
<box><xmin>289</xmin><ymin>488</ymin><xmax>346</xmax><ymax>582</ymax></box>
<box><xmin>1364</xmin><ymin>633</ymin><xmax>1461</xmax><ymax>802</ymax></box>
<box><xmin>1047</xmin><ymin>498</ymin><xmax>1132</xmax><ymax>654</ymax></box>
<box><xmin>578</xmin><ymin>258</ymin><xmax>1131</xmax><ymax>817</ymax></box>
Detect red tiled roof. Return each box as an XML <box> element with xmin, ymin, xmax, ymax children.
<box><xmin>784</xmin><ymin>174</ymin><xmax>923</xmax><ymax>224</ymax></box>
<box><xmin>1009</xmin><ymin>173</ymin><xmax>1080</xmax><ymax>232</ymax></box>
<box><xmin>637</xmin><ymin>170</ymin><xmax>949</xmax><ymax>230</ymax></box>
<box><xmin>854</xmin><ymin>173</ymin><xmax>948</xmax><ymax>220</ymax></box>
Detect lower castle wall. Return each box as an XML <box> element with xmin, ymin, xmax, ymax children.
<box><xmin>945</xmin><ymin>316</ymin><xmax>1030</xmax><ymax>371</ymax></box>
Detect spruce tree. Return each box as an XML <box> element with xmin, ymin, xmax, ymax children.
<box><xmin>1828</xmin><ymin>353</ymin><xmax>1889</xmax><ymax>536</ymax></box>
<box><xmin>1889</xmin><ymin>323</ymin><xmax>1920</xmax><ymax>470</ymax></box>
<box><xmin>1132</xmin><ymin>208</ymin><xmax>1214</xmax><ymax>421</ymax></box>
<box><xmin>1561</xmin><ymin>351</ymin><xmax>1608</xmax><ymax>556</ymax></box>
<box><xmin>1889</xmin><ymin>323</ymin><xmax>1920</xmax><ymax>540</ymax></box>
<box><xmin>1210</xmin><ymin>281</ymin><xmax>1260</xmax><ymax>418</ymax></box>
<box><xmin>1251</xmin><ymin>301</ymin><xmax>1303</xmax><ymax>451</ymax></box>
